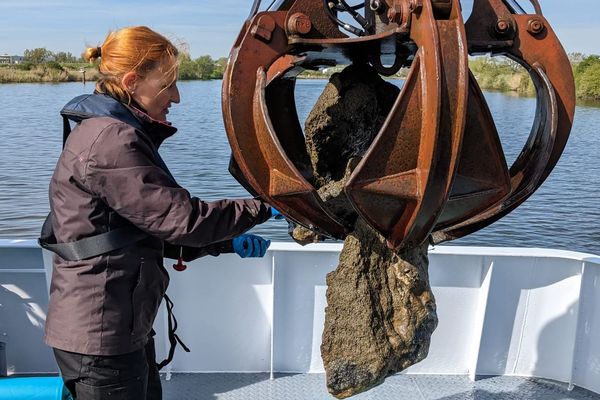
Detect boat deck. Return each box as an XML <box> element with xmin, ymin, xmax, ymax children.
<box><xmin>162</xmin><ymin>373</ymin><xmax>600</xmax><ymax>400</ymax></box>
<box><xmin>3</xmin><ymin>241</ymin><xmax>600</xmax><ymax>397</ymax></box>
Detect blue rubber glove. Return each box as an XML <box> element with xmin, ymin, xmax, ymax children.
<box><xmin>271</xmin><ymin>208</ymin><xmax>284</xmax><ymax>220</ymax></box>
<box><xmin>232</xmin><ymin>234</ymin><xmax>271</xmax><ymax>258</ymax></box>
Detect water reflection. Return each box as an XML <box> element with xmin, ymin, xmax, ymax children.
<box><xmin>0</xmin><ymin>80</ymin><xmax>598</xmax><ymax>256</ymax></box>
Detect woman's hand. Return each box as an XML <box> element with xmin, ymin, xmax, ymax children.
<box><xmin>232</xmin><ymin>234</ymin><xmax>271</xmax><ymax>258</ymax></box>
<box><xmin>270</xmin><ymin>208</ymin><xmax>284</xmax><ymax>220</ymax></box>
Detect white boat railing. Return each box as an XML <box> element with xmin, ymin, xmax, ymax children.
<box><xmin>1</xmin><ymin>239</ymin><xmax>599</xmax><ymax>394</ymax></box>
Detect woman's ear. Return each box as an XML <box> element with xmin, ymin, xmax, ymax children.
<box><xmin>121</xmin><ymin>72</ymin><xmax>138</xmax><ymax>93</ymax></box>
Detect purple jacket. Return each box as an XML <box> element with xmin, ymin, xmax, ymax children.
<box><xmin>44</xmin><ymin>93</ymin><xmax>271</xmax><ymax>355</ymax></box>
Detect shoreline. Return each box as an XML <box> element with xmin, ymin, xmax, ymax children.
<box><xmin>0</xmin><ymin>63</ymin><xmax>99</xmax><ymax>84</ymax></box>
<box><xmin>3</xmin><ymin>62</ymin><xmax>600</xmax><ymax>105</ymax></box>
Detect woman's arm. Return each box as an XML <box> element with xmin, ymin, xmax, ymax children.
<box><xmin>163</xmin><ymin>240</ymin><xmax>234</xmax><ymax>261</ymax></box>
<box><xmin>85</xmin><ymin>122</ymin><xmax>272</xmax><ymax>247</ymax></box>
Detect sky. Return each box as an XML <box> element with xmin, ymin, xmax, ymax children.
<box><xmin>1</xmin><ymin>0</ymin><xmax>599</xmax><ymax>58</ymax></box>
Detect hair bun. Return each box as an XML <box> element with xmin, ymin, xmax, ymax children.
<box><xmin>83</xmin><ymin>46</ymin><xmax>102</xmax><ymax>62</ymax></box>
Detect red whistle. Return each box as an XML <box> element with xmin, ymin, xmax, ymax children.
<box><xmin>173</xmin><ymin>257</ymin><xmax>187</xmax><ymax>272</ymax></box>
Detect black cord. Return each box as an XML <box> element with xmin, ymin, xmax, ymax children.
<box><xmin>338</xmin><ymin>0</ymin><xmax>371</xmax><ymax>31</ymax></box>
<box><xmin>156</xmin><ymin>294</ymin><xmax>190</xmax><ymax>370</ymax></box>
<box><xmin>322</xmin><ymin>0</ymin><xmax>367</xmax><ymax>36</ymax></box>
<box><xmin>265</xmin><ymin>0</ymin><xmax>278</xmax><ymax>11</ymax></box>
<box><xmin>503</xmin><ymin>0</ymin><xmax>527</xmax><ymax>14</ymax></box>
<box><xmin>332</xmin><ymin>3</ymin><xmax>364</xmax><ymax>11</ymax></box>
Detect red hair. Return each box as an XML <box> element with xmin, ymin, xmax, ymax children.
<box><xmin>83</xmin><ymin>26</ymin><xmax>179</xmax><ymax>104</ymax></box>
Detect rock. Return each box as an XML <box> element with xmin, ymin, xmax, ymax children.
<box><xmin>291</xmin><ymin>63</ymin><xmax>399</xmax><ymax>244</ymax></box>
<box><xmin>321</xmin><ymin>220</ymin><xmax>437</xmax><ymax>398</ymax></box>
<box><xmin>296</xmin><ymin>63</ymin><xmax>438</xmax><ymax>397</ymax></box>
<box><xmin>304</xmin><ymin>64</ymin><xmax>400</xmax><ymax>187</ymax></box>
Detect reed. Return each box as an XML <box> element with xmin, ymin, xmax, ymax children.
<box><xmin>2</xmin><ymin>55</ymin><xmax>600</xmax><ymax>102</ymax></box>
<box><xmin>0</xmin><ymin>64</ymin><xmax>99</xmax><ymax>84</ymax></box>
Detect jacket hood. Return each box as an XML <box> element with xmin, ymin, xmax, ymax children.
<box><xmin>61</xmin><ymin>93</ymin><xmax>177</xmax><ymax>147</ymax></box>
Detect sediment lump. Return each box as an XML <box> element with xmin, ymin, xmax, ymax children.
<box><xmin>321</xmin><ymin>220</ymin><xmax>436</xmax><ymax>398</ymax></box>
<box><xmin>295</xmin><ymin>64</ymin><xmax>438</xmax><ymax>397</ymax></box>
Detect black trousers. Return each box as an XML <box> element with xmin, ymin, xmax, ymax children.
<box><xmin>53</xmin><ymin>337</ymin><xmax>162</xmax><ymax>400</ymax></box>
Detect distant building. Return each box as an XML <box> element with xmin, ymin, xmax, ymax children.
<box><xmin>0</xmin><ymin>54</ymin><xmax>25</xmax><ymax>64</ymax></box>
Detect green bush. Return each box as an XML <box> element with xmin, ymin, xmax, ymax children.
<box><xmin>574</xmin><ymin>55</ymin><xmax>600</xmax><ymax>75</ymax></box>
<box><xmin>178</xmin><ymin>58</ymin><xmax>198</xmax><ymax>80</ymax></box>
<box><xmin>574</xmin><ymin>55</ymin><xmax>600</xmax><ymax>100</ymax></box>
<box><xmin>468</xmin><ymin>56</ymin><xmax>533</xmax><ymax>95</ymax></box>
<box><xmin>576</xmin><ymin>63</ymin><xmax>600</xmax><ymax>100</ymax></box>
<box><xmin>14</xmin><ymin>62</ymin><xmax>34</xmax><ymax>71</ymax></box>
<box><xmin>177</xmin><ymin>55</ymin><xmax>224</xmax><ymax>80</ymax></box>
<box><xmin>45</xmin><ymin>61</ymin><xmax>64</xmax><ymax>71</ymax></box>
<box><xmin>61</xmin><ymin>62</ymin><xmax>92</xmax><ymax>69</ymax></box>
<box><xmin>516</xmin><ymin>74</ymin><xmax>533</xmax><ymax>95</ymax></box>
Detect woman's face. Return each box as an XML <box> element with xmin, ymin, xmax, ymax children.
<box><xmin>130</xmin><ymin>63</ymin><xmax>180</xmax><ymax>122</ymax></box>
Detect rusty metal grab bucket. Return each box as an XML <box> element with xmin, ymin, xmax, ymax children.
<box><xmin>222</xmin><ymin>0</ymin><xmax>575</xmax><ymax>249</ymax></box>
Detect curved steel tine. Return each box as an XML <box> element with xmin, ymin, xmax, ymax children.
<box><xmin>345</xmin><ymin>0</ymin><xmax>468</xmax><ymax>249</ymax></box>
<box><xmin>345</xmin><ymin>55</ymin><xmax>431</xmax><ymax>248</ymax></box>
<box><xmin>434</xmin><ymin>72</ymin><xmax>511</xmax><ymax>230</ymax></box>
<box><xmin>253</xmin><ymin>68</ymin><xmax>348</xmax><ymax>238</ymax></box>
<box><xmin>426</xmin><ymin>0</ymin><xmax>472</xmax><ymax>229</ymax></box>
<box><xmin>434</xmin><ymin>4</ymin><xmax>575</xmax><ymax>242</ymax></box>
<box><xmin>263</xmin><ymin>75</ymin><xmax>314</xmax><ymax>181</ymax></box>
<box><xmin>223</xmin><ymin>11</ymin><xmax>347</xmax><ymax>239</ymax></box>
<box><xmin>435</xmin><ymin>64</ymin><xmax>556</xmax><ymax>241</ymax></box>
<box><xmin>507</xmin><ymin>17</ymin><xmax>575</xmax><ymax>184</ymax></box>
<box><xmin>223</xmin><ymin>12</ymin><xmax>286</xmax><ymax>200</ymax></box>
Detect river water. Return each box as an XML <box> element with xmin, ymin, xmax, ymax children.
<box><xmin>0</xmin><ymin>80</ymin><xmax>598</xmax><ymax>255</ymax></box>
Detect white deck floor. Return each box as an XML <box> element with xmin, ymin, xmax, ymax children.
<box><xmin>161</xmin><ymin>373</ymin><xmax>600</xmax><ymax>399</ymax></box>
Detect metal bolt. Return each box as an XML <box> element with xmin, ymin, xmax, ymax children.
<box><xmin>287</xmin><ymin>13</ymin><xmax>312</xmax><ymax>35</ymax></box>
<box><xmin>370</xmin><ymin>0</ymin><xmax>383</xmax><ymax>12</ymax></box>
<box><xmin>495</xmin><ymin>19</ymin><xmax>510</xmax><ymax>34</ymax></box>
<box><xmin>527</xmin><ymin>18</ymin><xmax>545</xmax><ymax>35</ymax></box>
<box><xmin>251</xmin><ymin>15</ymin><xmax>276</xmax><ymax>43</ymax></box>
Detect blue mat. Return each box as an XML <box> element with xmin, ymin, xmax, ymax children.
<box><xmin>0</xmin><ymin>376</ymin><xmax>71</xmax><ymax>400</ymax></box>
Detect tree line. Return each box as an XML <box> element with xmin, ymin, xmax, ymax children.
<box><xmin>468</xmin><ymin>53</ymin><xmax>600</xmax><ymax>101</ymax></box>
<box><xmin>572</xmin><ymin>54</ymin><xmax>600</xmax><ymax>100</ymax></box>
<box><xmin>178</xmin><ymin>54</ymin><xmax>228</xmax><ymax>80</ymax></box>
<box><xmin>23</xmin><ymin>48</ymin><xmax>80</xmax><ymax>63</ymax></box>
<box><xmin>7</xmin><ymin>48</ymin><xmax>600</xmax><ymax>100</ymax></box>
<box><xmin>12</xmin><ymin>47</ymin><xmax>228</xmax><ymax>80</ymax></box>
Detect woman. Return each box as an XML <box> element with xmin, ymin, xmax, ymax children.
<box><xmin>43</xmin><ymin>26</ymin><xmax>275</xmax><ymax>399</ymax></box>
